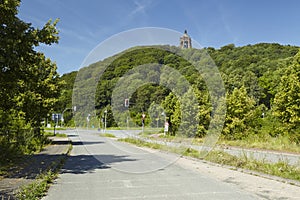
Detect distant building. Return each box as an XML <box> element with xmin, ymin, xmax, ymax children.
<box><xmin>179</xmin><ymin>30</ymin><xmax>192</xmax><ymax>49</ymax></box>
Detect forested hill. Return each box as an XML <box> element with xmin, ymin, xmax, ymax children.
<box><xmin>59</xmin><ymin>43</ymin><xmax>300</xmax><ymax>141</ymax></box>
<box><xmin>208</xmin><ymin>43</ymin><xmax>299</xmax><ymax>107</ymax></box>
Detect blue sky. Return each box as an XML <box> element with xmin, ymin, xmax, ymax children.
<box><xmin>18</xmin><ymin>0</ymin><xmax>300</xmax><ymax>75</ymax></box>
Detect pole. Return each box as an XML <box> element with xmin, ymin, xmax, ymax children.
<box><xmin>162</xmin><ymin>112</ymin><xmax>167</xmax><ymax>136</ymax></box>
<box><xmin>127</xmin><ymin>116</ymin><xmax>129</xmax><ymax>130</ymax></box>
<box><xmin>104</xmin><ymin>110</ymin><xmax>107</xmax><ymax>133</ymax></box>
<box><xmin>142</xmin><ymin>113</ymin><xmax>146</xmax><ymax>134</ymax></box>
<box><xmin>53</xmin><ymin>114</ymin><xmax>57</xmax><ymax>136</ymax></box>
<box><xmin>54</xmin><ymin>124</ymin><xmax>56</xmax><ymax>136</ymax></box>
<box><xmin>62</xmin><ymin>108</ymin><xmax>72</xmax><ymax>127</ymax></box>
<box><xmin>87</xmin><ymin>114</ymin><xmax>90</xmax><ymax>130</ymax></box>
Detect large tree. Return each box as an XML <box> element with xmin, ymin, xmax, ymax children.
<box><xmin>273</xmin><ymin>51</ymin><xmax>300</xmax><ymax>133</ymax></box>
<box><xmin>0</xmin><ymin>0</ymin><xmax>61</xmax><ymax>153</ymax></box>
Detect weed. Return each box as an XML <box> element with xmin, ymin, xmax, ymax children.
<box><xmin>217</xmin><ymin>134</ymin><xmax>300</xmax><ymax>153</ymax></box>
<box><xmin>16</xmin><ymin>170</ymin><xmax>57</xmax><ymax>200</ymax></box>
<box><xmin>120</xmin><ymin>137</ymin><xmax>300</xmax><ymax>182</ymax></box>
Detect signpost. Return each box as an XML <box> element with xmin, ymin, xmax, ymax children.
<box><xmin>52</xmin><ymin>113</ymin><xmax>61</xmax><ymax>136</ymax></box>
<box><xmin>86</xmin><ymin>114</ymin><xmax>90</xmax><ymax>129</ymax></box>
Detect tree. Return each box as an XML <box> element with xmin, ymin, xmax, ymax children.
<box><xmin>196</xmin><ymin>89</ymin><xmax>211</xmax><ymax>137</ymax></box>
<box><xmin>148</xmin><ymin>102</ymin><xmax>164</xmax><ymax>128</ymax></box>
<box><xmin>273</xmin><ymin>51</ymin><xmax>300</xmax><ymax>136</ymax></box>
<box><xmin>223</xmin><ymin>86</ymin><xmax>256</xmax><ymax>139</ymax></box>
<box><xmin>0</xmin><ymin>0</ymin><xmax>61</xmax><ymax>154</ymax></box>
<box><xmin>161</xmin><ymin>92</ymin><xmax>181</xmax><ymax>136</ymax></box>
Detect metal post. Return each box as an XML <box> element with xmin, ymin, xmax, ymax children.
<box><xmin>162</xmin><ymin>112</ymin><xmax>167</xmax><ymax>136</ymax></box>
<box><xmin>87</xmin><ymin>114</ymin><xmax>90</xmax><ymax>130</ymax></box>
<box><xmin>127</xmin><ymin>116</ymin><xmax>129</xmax><ymax>130</ymax></box>
<box><xmin>62</xmin><ymin>108</ymin><xmax>72</xmax><ymax>127</ymax></box>
<box><xmin>54</xmin><ymin>123</ymin><xmax>56</xmax><ymax>136</ymax></box>
<box><xmin>164</xmin><ymin>115</ymin><xmax>166</xmax><ymax>136</ymax></box>
<box><xmin>142</xmin><ymin>113</ymin><xmax>146</xmax><ymax>134</ymax></box>
<box><xmin>104</xmin><ymin>110</ymin><xmax>107</xmax><ymax>133</ymax></box>
<box><xmin>54</xmin><ymin>114</ymin><xmax>57</xmax><ymax>136</ymax></box>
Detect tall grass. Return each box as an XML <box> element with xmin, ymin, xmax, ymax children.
<box><xmin>218</xmin><ymin>133</ymin><xmax>300</xmax><ymax>153</ymax></box>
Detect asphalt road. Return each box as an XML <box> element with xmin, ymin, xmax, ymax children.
<box><xmin>44</xmin><ymin>129</ymin><xmax>300</xmax><ymax>200</ymax></box>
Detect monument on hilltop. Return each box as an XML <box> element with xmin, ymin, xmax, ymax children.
<box><xmin>179</xmin><ymin>30</ymin><xmax>192</xmax><ymax>49</ymax></box>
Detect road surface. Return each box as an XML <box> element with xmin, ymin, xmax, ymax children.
<box><xmin>44</xmin><ymin>129</ymin><xmax>300</xmax><ymax>200</ymax></box>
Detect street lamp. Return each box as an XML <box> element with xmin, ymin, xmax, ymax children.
<box><xmin>104</xmin><ymin>110</ymin><xmax>107</xmax><ymax>133</ymax></box>
<box><xmin>60</xmin><ymin>106</ymin><xmax>76</xmax><ymax>127</ymax></box>
<box><xmin>86</xmin><ymin>113</ymin><xmax>91</xmax><ymax>129</ymax></box>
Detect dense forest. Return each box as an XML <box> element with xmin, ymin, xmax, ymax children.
<box><xmin>61</xmin><ymin>43</ymin><xmax>300</xmax><ymax>142</ymax></box>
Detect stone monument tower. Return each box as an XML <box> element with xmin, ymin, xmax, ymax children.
<box><xmin>180</xmin><ymin>30</ymin><xmax>192</xmax><ymax>49</ymax></box>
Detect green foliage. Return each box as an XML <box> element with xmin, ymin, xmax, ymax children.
<box><xmin>194</xmin><ymin>88</ymin><xmax>212</xmax><ymax>137</ymax></box>
<box><xmin>63</xmin><ymin>42</ymin><xmax>300</xmax><ymax>143</ymax></box>
<box><xmin>273</xmin><ymin>51</ymin><xmax>300</xmax><ymax>134</ymax></box>
<box><xmin>180</xmin><ymin>88</ymin><xmax>199</xmax><ymax>137</ymax></box>
<box><xmin>218</xmin><ymin>131</ymin><xmax>300</xmax><ymax>153</ymax></box>
<box><xmin>99</xmin><ymin>105</ymin><xmax>117</xmax><ymax>128</ymax></box>
<box><xmin>148</xmin><ymin>102</ymin><xmax>165</xmax><ymax>128</ymax></box>
<box><xmin>161</xmin><ymin>92</ymin><xmax>181</xmax><ymax>135</ymax></box>
<box><xmin>0</xmin><ymin>1</ymin><xmax>61</xmax><ymax>157</ymax></box>
<box><xmin>205</xmin><ymin>150</ymin><xmax>300</xmax><ymax>181</ymax></box>
<box><xmin>223</xmin><ymin>86</ymin><xmax>257</xmax><ymax>139</ymax></box>
<box><xmin>16</xmin><ymin>168</ymin><xmax>58</xmax><ymax>200</ymax></box>
<box><xmin>54</xmin><ymin>71</ymin><xmax>77</xmax><ymax>126</ymax></box>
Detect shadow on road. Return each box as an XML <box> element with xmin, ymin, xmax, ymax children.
<box><xmin>50</xmin><ymin>140</ymin><xmax>104</xmax><ymax>146</ymax></box>
<box><xmin>4</xmin><ymin>154</ymin><xmax>66</xmax><ymax>179</ymax></box>
<box><xmin>61</xmin><ymin>154</ymin><xmax>137</xmax><ymax>174</ymax></box>
<box><xmin>71</xmin><ymin>141</ymin><xmax>104</xmax><ymax>146</ymax></box>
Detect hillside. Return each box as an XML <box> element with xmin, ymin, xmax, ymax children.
<box><xmin>59</xmin><ymin>43</ymin><xmax>300</xmax><ymax>141</ymax></box>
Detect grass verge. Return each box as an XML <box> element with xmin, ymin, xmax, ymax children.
<box><xmin>118</xmin><ymin>137</ymin><xmax>186</xmax><ymax>154</ymax></box>
<box><xmin>217</xmin><ymin>134</ymin><xmax>300</xmax><ymax>154</ymax></box>
<box><xmin>99</xmin><ymin>133</ymin><xmax>116</xmax><ymax>138</ymax></box>
<box><xmin>44</xmin><ymin>131</ymin><xmax>67</xmax><ymax>138</ymax></box>
<box><xmin>15</xmin><ymin>144</ymin><xmax>72</xmax><ymax>200</ymax></box>
<box><xmin>16</xmin><ymin>169</ymin><xmax>58</xmax><ymax>200</ymax></box>
<box><xmin>119</xmin><ymin>137</ymin><xmax>300</xmax><ymax>182</ymax></box>
<box><xmin>44</xmin><ymin>127</ymin><xmax>67</xmax><ymax>131</ymax></box>
<box><xmin>140</xmin><ymin>132</ymin><xmax>300</xmax><ymax>154</ymax></box>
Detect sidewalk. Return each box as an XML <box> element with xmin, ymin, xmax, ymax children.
<box><xmin>0</xmin><ymin>137</ymin><xmax>70</xmax><ymax>200</ymax></box>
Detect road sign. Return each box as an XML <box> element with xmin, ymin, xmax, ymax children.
<box><xmin>52</xmin><ymin>113</ymin><xmax>61</xmax><ymax>122</ymax></box>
